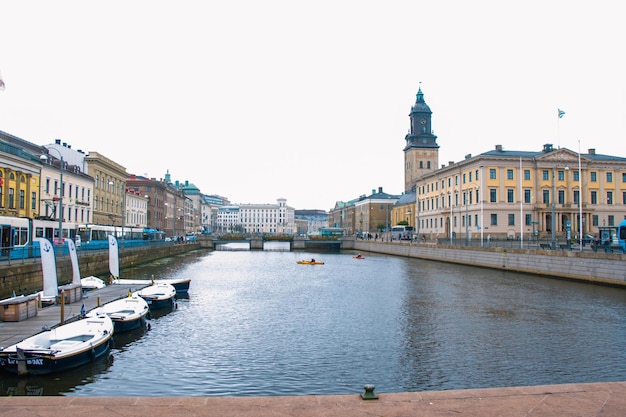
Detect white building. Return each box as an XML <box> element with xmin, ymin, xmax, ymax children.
<box><xmin>125</xmin><ymin>189</ymin><xmax>148</xmax><ymax>228</ymax></box>
<box><xmin>216</xmin><ymin>198</ymin><xmax>295</xmax><ymax>235</ymax></box>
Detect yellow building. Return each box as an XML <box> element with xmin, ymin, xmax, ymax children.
<box><xmin>397</xmin><ymin>87</ymin><xmax>626</xmax><ymax>244</ymax></box>
<box><xmin>0</xmin><ymin>132</ymin><xmax>43</xmax><ymax>219</ymax></box>
<box><xmin>415</xmin><ymin>144</ymin><xmax>626</xmax><ymax>243</ymax></box>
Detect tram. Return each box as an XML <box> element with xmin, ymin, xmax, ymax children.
<box><xmin>0</xmin><ymin>216</ymin><xmax>76</xmax><ymax>259</ymax></box>
<box><xmin>76</xmin><ymin>224</ymin><xmax>165</xmax><ymax>249</ymax></box>
<box><xmin>0</xmin><ymin>215</ymin><xmax>165</xmax><ymax>259</ymax></box>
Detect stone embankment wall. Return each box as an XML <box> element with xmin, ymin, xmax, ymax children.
<box><xmin>0</xmin><ymin>243</ymin><xmax>203</xmax><ymax>299</ymax></box>
<box><xmin>352</xmin><ymin>239</ymin><xmax>626</xmax><ymax>288</ymax></box>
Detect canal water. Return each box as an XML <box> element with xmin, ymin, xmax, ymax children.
<box><xmin>1</xmin><ymin>246</ymin><xmax>625</xmax><ymax>396</ymax></box>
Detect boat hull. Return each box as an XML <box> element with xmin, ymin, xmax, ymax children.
<box><xmin>136</xmin><ymin>283</ymin><xmax>177</xmax><ymax>311</ymax></box>
<box><xmin>0</xmin><ymin>316</ymin><xmax>114</xmax><ymax>376</ymax></box>
<box><xmin>297</xmin><ymin>261</ymin><xmax>325</xmax><ymax>265</ymax></box>
<box><xmin>141</xmin><ymin>296</ymin><xmax>175</xmax><ymax>310</ymax></box>
<box><xmin>113</xmin><ymin>314</ymin><xmax>148</xmax><ymax>333</ymax></box>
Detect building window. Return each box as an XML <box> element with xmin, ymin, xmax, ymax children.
<box><xmin>507</xmin><ymin>169</ymin><xmax>514</xmax><ymax>180</ymax></box>
<box><xmin>608</xmin><ymin>215</ymin><xmax>615</xmax><ymax>226</ymax></box>
<box><xmin>524</xmin><ymin>169</ymin><xmax>530</xmax><ymax>181</ymax></box>
<box><xmin>607</xmin><ymin>191</ymin><xmax>613</xmax><ymax>205</ymax></box>
<box><xmin>490</xmin><ymin>213</ymin><xmax>498</xmax><ymax>226</ymax></box>
<box><xmin>489</xmin><ymin>189</ymin><xmax>497</xmax><ymax>203</ymax></box>
<box><xmin>9</xmin><ymin>188</ymin><xmax>14</xmax><ymax>208</ymax></box>
<box><xmin>489</xmin><ymin>169</ymin><xmax>496</xmax><ymax>180</ymax></box>
<box><xmin>590</xmin><ymin>172</ymin><xmax>597</xmax><ymax>182</ymax></box>
<box><xmin>525</xmin><ymin>213</ymin><xmax>532</xmax><ymax>226</ymax></box>
<box><xmin>622</xmin><ymin>172</ymin><xmax>626</xmax><ymax>183</ymax></box>
<box><xmin>543</xmin><ymin>190</ymin><xmax>550</xmax><ymax>204</ymax></box>
<box><xmin>543</xmin><ymin>170</ymin><xmax>549</xmax><ymax>181</ymax></box>
<box><xmin>508</xmin><ymin>213</ymin><xmax>515</xmax><ymax>226</ymax></box>
<box><xmin>463</xmin><ymin>173</ymin><xmax>466</xmax><ymax>184</ymax></box>
<box><xmin>19</xmin><ymin>190</ymin><xmax>25</xmax><ymax>209</ymax></box>
<box><xmin>507</xmin><ymin>189</ymin><xmax>514</xmax><ymax>203</ymax></box>
<box><xmin>607</xmin><ymin>172</ymin><xmax>613</xmax><ymax>183</ymax></box>
<box><xmin>31</xmin><ymin>192</ymin><xmax>37</xmax><ymax>210</ymax></box>
<box><xmin>524</xmin><ymin>189</ymin><xmax>531</xmax><ymax>204</ymax></box>
<box><xmin>574</xmin><ymin>170</ymin><xmax>579</xmax><ymax>181</ymax></box>
<box><xmin>592</xmin><ymin>215</ymin><xmax>598</xmax><ymax>226</ymax></box>
<box><xmin>574</xmin><ymin>190</ymin><xmax>580</xmax><ymax>205</ymax></box>
<box><xmin>558</xmin><ymin>190</ymin><xmax>565</xmax><ymax>204</ymax></box>
<box><xmin>623</xmin><ymin>191</ymin><xmax>626</xmax><ymax>204</ymax></box>
<box><xmin>591</xmin><ymin>191</ymin><xmax>597</xmax><ymax>205</ymax></box>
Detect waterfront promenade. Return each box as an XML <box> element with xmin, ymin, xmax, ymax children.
<box><xmin>1</xmin><ymin>381</ymin><xmax>625</xmax><ymax>416</ymax></box>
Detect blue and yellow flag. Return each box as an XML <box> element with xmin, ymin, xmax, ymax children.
<box><xmin>558</xmin><ymin>108</ymin><xmax>565</xmax><ymax>118</ymax></box>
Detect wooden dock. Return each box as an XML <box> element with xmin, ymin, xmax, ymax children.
<box><xmin>0</xmin><ymin>283</ymin><xmax>148</xmax><ymax>348</ymax></box>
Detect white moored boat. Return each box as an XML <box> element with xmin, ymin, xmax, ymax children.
<box><xmin>88</xmin><ymin>294</ymin><xmax>150</xmax><ymax>333</ymax></box>
<box><xmin>0</xmin><ymin>313</ymin><xmax>114</xmax><ymax>375</ymax></box>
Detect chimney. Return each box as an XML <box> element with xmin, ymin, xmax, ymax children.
<box><xmin>465</xmin><ymin>154</ymin><xmax>472</xmax><ymax>160</ymax></box>
<box><xmin>588</xmin><ymin>148</ymin><xmax>596</xmax><ymax>155</ymax></box>
<box><xmin>55</xmin><ymin>139</ymin><xmax>61</xmax><ymax>145</ymax></box>
<box><xmin>543</xmin><ymin>144</ymin><xmax>554</xmax><ymax>152</ymax></box>
<box><xmin>378</xmin><ymin>186</ymin><xmax>383</xmax><ymax>193</ymax></box>
<box><xmin>495</xmin><ymin>144</ymin><xmax>503</xmax><ymax>151</ymax></box>
<box><xmin>449</xmin><ymin>161</ymin><xmax>454</xmax><ymax>166</ymax></box>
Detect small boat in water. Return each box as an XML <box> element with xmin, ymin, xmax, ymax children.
<box><xmin>0</xmin><ymin>313</ymin><xmax>114</xmax><ymax>376</ymax></box>
<box><xmin>135</xmin><ymin>283</ymin><xmax>177</xmax><ymax>310</ymax></box>
<box><xmin>297</xmin><ymin>260</ymin><xmax>325</xmax><ymax>265</ymax></box>
<box><xmin>87</xmin><ymin>294</ymin><xmax>150</xmax><ymax>333</ymax></box>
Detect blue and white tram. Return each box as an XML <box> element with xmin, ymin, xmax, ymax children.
<box><xmin>0</xmin><ymin>216</ymin><xmax>77</xmax><ymax>259</ymax></box>
<box><xmin>0</xmin><ymin>216</ymin><xmax>31</xmax><ymax>258</ymax></box>
<box><xmin>76</xmin><ymin>224</ymin><xmax>165</xmax><ymax>249</ymax></box>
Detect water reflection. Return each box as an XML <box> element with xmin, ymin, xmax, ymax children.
<box><xmin>2</xmin><ymin>249</ymin><xmax>625</xmax><ymax>397</ymax></box>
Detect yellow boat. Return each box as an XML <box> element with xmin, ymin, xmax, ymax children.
<box><xmin>297</xmin><ymin>260</ymin><xmax>324</xmax><ymax>265</ymax></box>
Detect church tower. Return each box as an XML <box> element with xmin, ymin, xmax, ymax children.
<box><xmin>403</xmin><ymin>86</ymin><xmax>439</xmax><ymax>193</ymax></box>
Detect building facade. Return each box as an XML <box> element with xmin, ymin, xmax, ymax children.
<box><xmin>0</xmin><ymin>131</ymin><xmax>44</xmax><ymax>219</ymax></box>
<box><xmin>416</xmin><ymin>144</ymin><xmax>626</xmax><ymax>242</ymax></box>
<box><xmin>399</xmin><ymin>88</ymin><xmax>626</xmax><ymax>242</ymax></box>
<box><xmin>216</xmin><ymin>198</ymin><xmax>295</xmax><ymax>235</ymax></box>
<box><xmin>84</xmin><ymin>151</ymin><xmax>127</xmax><ymax>227</ymax></box>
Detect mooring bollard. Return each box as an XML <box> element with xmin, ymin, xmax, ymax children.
<box><xmin>361</xmin><ymin>384</ymin><xmax>378</xmax><ymax>400</ymax></box>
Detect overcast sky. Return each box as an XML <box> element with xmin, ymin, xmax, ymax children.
<box><xmin>1</xmin><ymin>1</ymin><xmax>624</xmax><ymax>210</ymax></box>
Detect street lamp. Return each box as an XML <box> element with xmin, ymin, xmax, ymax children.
<box><xmin>40</xmin><ymin>149</ymin><xmax>64</xmax><ymax>245</ymax></box>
